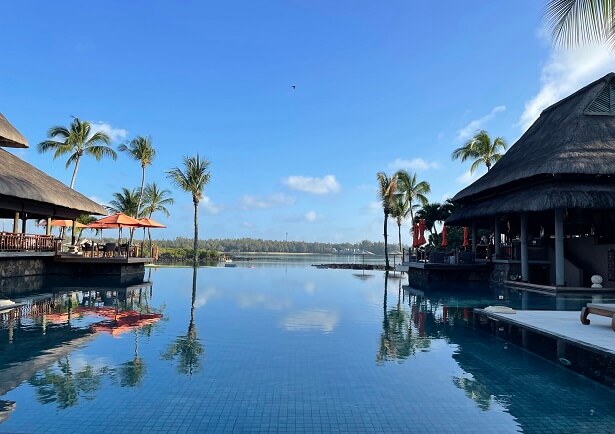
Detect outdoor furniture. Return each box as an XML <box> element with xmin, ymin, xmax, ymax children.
<box><xmin>103</xmin><ymin>242</ymin><xmax>117</xmax><ymax>257</ymax></box>
<box><xmin>580</xmin><ymin>303</ymin><xmax>615</xmax><ymax>331</ymax></box>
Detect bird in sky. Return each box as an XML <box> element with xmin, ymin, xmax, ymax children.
<box><xmin>291</xmin><ymin>85</ymin><xmax>296</xmax><ymax>90</ymax></box>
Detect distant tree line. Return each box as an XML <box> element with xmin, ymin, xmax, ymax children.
<box><xmin>154</xmin><ymin>238</ymin><xmax>391</xmax><ymax>255</ymax></box>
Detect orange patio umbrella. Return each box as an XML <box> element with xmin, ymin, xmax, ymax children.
<box><xmin>441</xmin><ymin>225</ymin><xmax>448</xmax><ymax>248</ymax></box>
<box><xmin>91</xmin><ymin>311</ymin><xmax>162</xmax><ymax>338</ymax></box>
<box><xmin>50</xmin><ymin>219</ymin><xmax>86</xmax><ymax>228</ymax></box>
<box><xmin>462</xmin><ymin>226</ymin><xmax>469</xmax><ymax>248</ymax></box>
<box><xmin>138</xmin><ymin>217</ymin><xmax>166</xmax><ymax>228</ymax></box>
<box><xmin>87</xmin><ymin>213</ymin><xmax>144</xmax><ymax>250</ymax></box>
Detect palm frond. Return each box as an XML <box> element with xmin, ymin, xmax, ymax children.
<box><xmin>545</xmin><ymin>0</ymin><xmax>613</xmax><ymax>48</ymax></box>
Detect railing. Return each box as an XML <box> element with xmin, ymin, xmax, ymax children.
<box><xmin>0</xmin><ymin>232</ymin><xmax>54</xmax><ymax>252</ymax></box>
<box><xmin>402</xmin><ymin>247</ymin><xmax>477</xmax><ymax>265</ymax></box>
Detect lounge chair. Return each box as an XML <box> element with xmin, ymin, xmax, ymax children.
<box><xmin>580</xmin><ymin>303</ymin><xmax>615</xmax><ymax>331</ymax></box>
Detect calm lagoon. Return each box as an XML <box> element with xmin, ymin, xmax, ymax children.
<box><xmin>1</xmin><ymin>263</ymin><xmax>615</xmax><ymax>433</ymax></box>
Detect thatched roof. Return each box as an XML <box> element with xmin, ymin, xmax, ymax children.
<box><xmin>0</xmin><ymin>113</ymin><xmax>28</xmax><ymax>148</ymax></box>
<box><xmin>453</xmin><ymin>72</ymin><xmax>615</xmax><ymax>203</ymax></box>
<box><xmin>0</xmin><ymin>148</ymin><xmax>107</xmax><ymax>217</ymax></box>
<box><xmin>447</xmin><ymin>180</ymin><xmax>615</xmax><ymax>224</ymax></box>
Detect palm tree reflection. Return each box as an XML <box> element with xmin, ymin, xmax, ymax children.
<box><xmin>29</xmin><ymin>356</ymin><xmax>106</xmax><ymax>409</ymax></box>
<box><xmin>163</xmin><ymin>266</ymin><xmax>204</xmax><ymax>375</ymax></box>
<box><xmin>119</xmin><ymin>330</ymin><xmax>146</xmax><ymax>387</ymax></box>
<box><xmin>377</xmin><ymin>274</ymin><xmax>430</xmax><ymax>363</ymax></box>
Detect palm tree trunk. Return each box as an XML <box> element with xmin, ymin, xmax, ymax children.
<box><xmin>383</xmin><ymin>210</ymin><xmax>390</xmax><ymax>269</ymax></box>
<box><xmin>69</xmin><ymin>156</ymin><xmax>81</xmax><ymax>189</ymax></box>
<box><xmin>193</xmin><ymin>200</ymin><xmax>199</xmax><ymax>266</ymax></box>
<box><xmin>397</xmin><ymin>222</ymin><xmax>402</xmax><ymax>252</ymax></box>
<box><xmin>137</xmin><ymin>166</ymin><xmax>146</xmax><ymax>218</ymax></box>
<box><xmin>148</xmin><ymin>227</ymin><xmax>153</xmax><ymax>258</ymax></box>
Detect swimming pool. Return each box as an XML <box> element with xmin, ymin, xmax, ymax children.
<box><xmin>0</xmin><ymin>264</ymin><xmax>614</xmax><ymax>433</ymax></box>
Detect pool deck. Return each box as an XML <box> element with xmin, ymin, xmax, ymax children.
<box><xmin>477</xmin><ymin>308</ymin><xmax>615</xmax><ymax>356</ymax></box>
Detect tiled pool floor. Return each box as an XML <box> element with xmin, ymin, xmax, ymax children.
<box><xmin>0</xmin><ymin>266</ymin><xmax>614</xmax><ymax>433</ymax></box>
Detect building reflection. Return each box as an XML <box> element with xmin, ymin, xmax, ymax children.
<box><xmin>0</xmin><ymin>281</ymin><xmax>161</xmax><ymax>415</ymax></box>
<box><xmin>380</xmin><ymin>280</ymin><xmax>615</xmax><ymax>428</ymax></box>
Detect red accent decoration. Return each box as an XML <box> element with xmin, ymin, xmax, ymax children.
<box><xmin>441</xmin><ymin>225</ymin><xmax>448</xmax><ymax>248</ymax></box>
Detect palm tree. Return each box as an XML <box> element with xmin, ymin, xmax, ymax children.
<box><xmin>141</xmin><ymin>183</ymin><xmax>174</xmax><ymax>256</ymax></box>
<box><xmin>395</xmin><ymin>170</ymin><xmax>431</xmax><ymax>226</ymax></box>
<box><xmin>390</xmin><ymin>194</ymin><xmax>410</xmax><ymax>252</ymax></box>
<box><xmin>74</xmin><ymin>214</ymin><xmax>96</xmax><ymax>244</ymax></box>
<box><xmin>118</xmin><ymin>136</ymin><xmax>156</xmax><ymax>218</ymax></box>
<box><xmin>107</xmin><ymin>188</ymin><xmax>140</xmax><ymax>217</ymax></box>
<box><xmin>451</xmin><ymin>130</ymin><xmax>507</xmax><ymax>174</ymax></box>
<box><xmin>166</xmin><ymin>155</ymin><xmax>211</xmax><ymax>265</ymax></box>
<box><xmin>545</xmin><ymin>0</ymin><xmax>615</xmax><ymax>48</ymax></box>
<box><xmin>377</xmin><ymin>172</ymin><xmax>398</xmax><ymax>269</ymax></box>
<box><xmin>37</xmin><ymin>117</ymin><xmax>117</xmax><ymax>189</ymax></box>
<box><xmin>415</xmin><ymin>202</ymin><xmax>444</xmax><ymax>237</ymax></box>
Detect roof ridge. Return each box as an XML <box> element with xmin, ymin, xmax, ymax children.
<box><xmin>540</xmin><ymin>72</ymin><xmax>614</xmax><ymax>116</ymax></box>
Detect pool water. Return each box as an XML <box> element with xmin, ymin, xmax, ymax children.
<box><xmin>1</xmin><ymin>264</ymin><xmax>615</xmax><ymax>433</ymax></box>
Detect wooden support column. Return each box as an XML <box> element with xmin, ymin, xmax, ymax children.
<box><xmin>471</xmin><ymin>220</ymin><xmax>477</xmax><ymax>253</ymax></box>
<box><xmin>21</xmin><ymin>214</ymin><xmax>27</xmax><ymax>234</ymax></box>
<box><xmin>554</xmin><ymin>208</ymin><xmax>565</xmax><ymax>286</ymax></box>
<box><xmin>13</xmin><ymin>212</ymin><xmax>19</xmax><ymax>234</ymax></box>
<box><xmin>520</xmin><ymin>212</ymin><xmax>529</xmax><ymax>282</ymax></box>
<box><xmin>494</xmin><ymin>218</ymin><xmax>501</xmax><ymax>258</ymax></box>
<box><xmin>46</xmin><ymin>217</ymin><xmax>52</xmax><ymax>236</ymax></box>
<box><xmin>71</xmin><ymin>220</ymin><xmax>76</xmax><ymax>246</ymax></box>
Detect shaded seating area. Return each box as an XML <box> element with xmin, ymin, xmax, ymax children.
<box><xmin>0</xmin><ymin>113</ymin><xmax>107</xmax><ymax>256</ymax></box>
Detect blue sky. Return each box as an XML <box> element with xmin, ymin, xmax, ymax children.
<box><xmin>2</xmin><ymin>1</ymin><xmax>615</xmax><ymax>243</ymax></box>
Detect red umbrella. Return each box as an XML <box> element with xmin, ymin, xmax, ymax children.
<box><xmin>412</xmin><ymin>223</ymin><xmax>419</xmax><ymax>248</ymax></box>
<box><xmin>87</xmin><ymin>213</ymin><xmax>143</xmax><ymax>254</ymax></box>
<box><xmin>138</xmin><ymin>217</ymin><xmax>166</xmax><ymax>228</ymax></box>
<box><xmin>95</xmin><ymin>212</ymin><xmax>143</xmax><ymax>227</ymax></box>
<box><xmin>462</xmin><ymin>226</ymin><xmax>469</xmax><ymax>248</ymax></box>
<box><xmin>441</xmin><ymin>225</ymin><xmax>448</xmax><ymax>248</ymax></box>
<box><xmin>418</xmin><ymin>219</ymin><xmax>427</xmax><ymax>245</ymax></box>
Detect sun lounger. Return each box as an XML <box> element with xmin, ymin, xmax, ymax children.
<box><xmin>580</xmin><ymin>303</ymin><xmax>615</xmax><ymax>331</ymax></box>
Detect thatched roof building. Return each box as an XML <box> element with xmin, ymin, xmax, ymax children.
<box><xmin>446</xmin><ymin>72</ymin><xmax>615</xmax><ymax>287</ymax></box>
<box><xmin>0</xmin><ymin>113</ymin><xmax>28</xmax><ymax>148</ymax></box>
<box><xmin>449</xmin><ymin>72</ymin><xmax>615</xmax><ymax>224</ymax></box>
<box><xmin>0</xmin><ymin>114</ymin><xmax>106</xmax><ymax>220</ymax></box>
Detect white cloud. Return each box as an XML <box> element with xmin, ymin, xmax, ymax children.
<box><xmin>305</xmin><ymin>210</ymin><xmax>317</xmax><ymax>222</ymax></box>
<box><xmin>240</xmin><ymin>193</ymin><xmax>295</xmax><ymax>210</ymax></box>
<box><xmin>194</xmin><ymin>287</ymin><xmax>220</xmax><ymax>308</ymax></box>
<box><xmin>456</xmin><ymin>169</ymin><xmax>485</xmax><ymax>186</ymax></box>
<box><xmin>519</xmin><ymin>45</ymin><xmax>615</xmax><ymax>131</ymax></box>
<box><xmin>242</xmin><ymin>221</ymin><xmax>253</xmax><ymax>228</ymax></box>
<box><xmin>456</xmin><ymin>105</ymin><xmax>506</xmax><ymax>141</ymax></box>
<box><xmin>387</xmin><ymin>157</ymin><xmax>440</xmax><ymax>171</ymax></box>
<box><xmin>89</xmin><ymin>121</ymin><xmax>128</xmax><ymax>142</ymax></box>
<box><xmin>367</xmin><ymin>201</ymin><xmax>381</xmax><ymax>213</ymax></box>
<box><xmin>88</xmin><ymin>195</ymin><xmax>109</xmax><ymax>208</ymax></box>
<box><xmin>201</xmin><ymin>196</ymin><xmax>221</xmax><ymax>214</ymax></box>
<box><xmin>236</xmin><ymin>293</ymin><xmax>292</xmax><ymax>311</ymax></box>
<box><xmin>283</xmin><ymin>308</ymin><xmax>339</xmax><ymax>333</ymax></box>
<box><xmin>283</xmin><ymin>175</ymin><xmax>340</xmax><ymax>194</ymax></box>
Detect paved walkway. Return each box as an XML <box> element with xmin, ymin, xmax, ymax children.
<box><xmin>479</xmin><ymin>309</ymin><xmax>615</xmax><ymax>355</ymax></box>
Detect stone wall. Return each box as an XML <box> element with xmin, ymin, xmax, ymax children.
<box><xmin>0</xmin><ymin>257</ymin><xmax>48</xmax><ymax>278</ymax></box>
